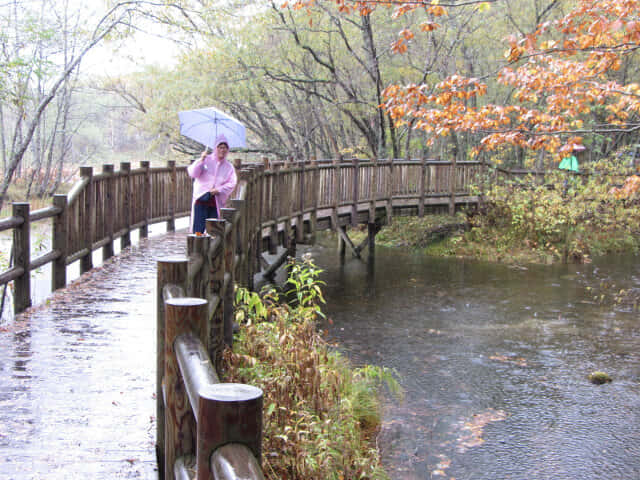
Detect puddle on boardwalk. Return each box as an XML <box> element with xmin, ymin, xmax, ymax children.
<box><xmin>0</xmin><ymin>231</ymin><xmax>187</xmax><ymax>479</ymax></box>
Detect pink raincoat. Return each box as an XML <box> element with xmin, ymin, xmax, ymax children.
<box><xmin>187</xmin><ymin>134</ymin><xmax>238</xmax><ymax>233</ymax></box>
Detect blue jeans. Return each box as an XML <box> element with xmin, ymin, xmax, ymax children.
<box><xmin>193</xmin><ymin>202</ymin><xmax>218</xmax><ymax>233</ymax></box>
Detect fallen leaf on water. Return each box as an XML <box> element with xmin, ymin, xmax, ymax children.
<box><xmin>456</xmin><ymin>408</ymin><xmax>507</xmax><ymax>453</ymax></box>
<box><xmin>489</xmin><ymin>354</ymin><xmax>528</xmax><ymax>367</ymax></box>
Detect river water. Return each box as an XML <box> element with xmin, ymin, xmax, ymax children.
<box><xmin>303</xmin><ymin>235</ymin><xmax>640</xmax><ymax>480</ymax></box>
<box><xmin>2</xmin><ymin>225</ymin><xmax>638</xmax><ymax>479</ymax></box>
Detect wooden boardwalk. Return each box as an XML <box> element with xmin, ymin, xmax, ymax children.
<box><xmin>0</xmin><ymin>231</ymin><xmax>188</xmax><ymax>479</ymax></box>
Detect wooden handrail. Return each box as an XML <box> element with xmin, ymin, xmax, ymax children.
<box><xmin>2</xmin><ymin>158</ymin><xmax>488</xmax><ymax>316</ymax></box>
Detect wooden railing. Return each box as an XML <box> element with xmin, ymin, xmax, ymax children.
<box><xmin>0</xmin><ymin>156</ymin><xmax>487</xmax><ymax>478</ymax></box>
<box><xmin>0</xmin><ymin>160</ymin><xmax>190</xmax><ymax>315</ymax></box>
<box><xmin>156</xmin><ymin>173</ymin><xmax>265</xmax><ymax>479</ymax></box>
<box><xmin>0</xmin><ymin>157</ymin><xmax>484</xmax><ymax>315</ymax></box>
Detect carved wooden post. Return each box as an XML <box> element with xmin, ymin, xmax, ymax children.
<box><xmin>198</xmin><ymin>383</ymin><xmax>263</xmax><ymax>480</ymax></box>
<box><xmin>167</xmin><ymin>160</ymin><xmax>177</xmax><ymax>232</ymax></box>
<box><xmin>156</xmin><ymin>257</ymin><xmax>188</xmax><ymax>480</ymax></box>
<box><xmin>102</xmin><ymin>164</ymin><xmax>115</xmax><ymax>260</ymax></box>
<box><xmin>13</xmin><ymin>203</ymin><xmax>30</xmax><ymax>314</ymax></box>
<box><xmin>120</xmin><ymin>162</ymin><xmax>132</xmax><ymax>249</ymax></box>
<box><xmin>141</xmin><ymin>160</ymin><xmax>151</xmax><ymax>238</ymax></box>
<box><xmin>52</xmin><ymin>194</ymin><xmax>67</xmax><ymax>291</ymax></box>
<box><xmin>205</xmin><ymin>218</ymin><xmax>227</xmax><ymax>372</ymax></box>
<box><xmin>164</xmin><ymin>297</ymin><xmax>208</xmax><ymax>478</ymax></box>
<box><xmin>187</xmin><ymin>234</ymin><xmax>211</xmax><ymax>300</ymax></box>
<box><xmin>351</xmin><ymin>158</ymin><xmax>359</xmax><ymax>226</ymax></box>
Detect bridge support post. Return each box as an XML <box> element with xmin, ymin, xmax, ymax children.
<box><xmin>367</xmin><ymin>222</ymin><xmax>376</xmax><ymax>261</ymax></box>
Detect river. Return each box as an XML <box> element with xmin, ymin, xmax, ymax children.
<box><xmin>303</xmin><ymin>234</ymin><xmax>640</xmax><ymax>480</ymax></box>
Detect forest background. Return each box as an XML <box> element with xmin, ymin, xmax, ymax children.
<box><xmin>2</xmin><ymin>0</ymin><xmax>640</xmax><ymax>248</ymax></box>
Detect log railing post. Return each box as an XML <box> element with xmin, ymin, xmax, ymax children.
<box><xmin>351</xmin><ymin>158</ymin><xmax>359</xmax><ymax>226</ymax></box>
<box><xmin>156</xmin><ymin>257</ymin><xmax>189</xmax><ymax>480</ymax></box>
<box><xmin>269</xmin><ymin>164</ymin><xmax>280</xmax><ymax>254</ymax></box>
<box><xmin>80</xmin><ymin>166</ymin><xmax>94</xmax><ymax>274</ymax></box>
<box><xmin>386</xmin><ymin>159</ymin><xmax>394</xmax><ymax>225</ymax></box>
<box><xmin>102</xmin><ymin>164</ymin><xmax>115</xmax><ymax>261</ymax></box>
<box><xmin>52</xmin><ymin>194</ymin><xmax>67</xmax><ymax>291</ymax></box>
<box><xmin>198</xmin><ymin>383</ymin><xmax>263</xmax><ymax>480</ymax></box>
<box><xmin>231</xmin><ymin>198</ymin><xmax>247</xmax><ymax>289</ymax></box>
<box><xmin>221</xmin><ymin>207</ymin><xmax>237</xmax><ymax>348</ymax></box>
<box><xmin>167</xmin><ymin>160</ymin><xmax>177</xmax><ymax>232</ymax></box>
<box><xmin>205</xmin><ymin>218</ymin><xmax>227</xmax><ymax>372</ymax></box>
<box><xmin>141</xmin><ymin>160</ymin><xmax>151</xmax><ymax>238</ymax></box>
<box><xmin>419</xmin><ymin>156</ymin><xmax>426</xmax><ymax>217</ymax></box>
<box><xmin>296</xmin><ymin>161</ymin><xmax>305</xmax><ymax>243</ymax></box>
<box><xmin>253</xmin><ymin>165</ymin><xmax>265</xmax><ymax>284</ymax></box>
<box><xmin>120</xmin><ymin>162</ymin><xmax>132</xmax><ymax>249</ymax></box>
<box><xmin>449</xmin><ymin>155</ymin><xmax>457</xmax><ymax>215</ymax></box>
<box><xmin>187</xmin><ymin>234</ymin><xmax>211</xmax><ymax>300</ymax></box>
<box><xmin>309</xmin><ymin>159</ymin><xmax>318</xmax><ymax>243</ymax></box>
<box><xmin>369</xmin><ymin>158</ymin><xmax>377</xmax><ymax>222</ymax></box>
<box><xmin>331</xmin><ymin>158</ymin><xmax>340</xmax><ymax>230</ymax></box>
<box><xmin>13</xmin><ymin>202</ymin><xmax>30</xmax><ymax>314</ymax></box>
<box><xmin>164</xmin><ymin>297</ymin><xmax>208</xmax><ymax>479</ymax></box>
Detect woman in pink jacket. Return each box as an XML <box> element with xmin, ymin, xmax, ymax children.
<box><xmin>187</xmin><ymin>134</ymin><xmax>238</xmax><ymax>233</ymax></box>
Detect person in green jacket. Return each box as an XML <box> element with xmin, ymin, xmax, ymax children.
<box><xmin>559</xmin><ymin>151</ymin><xmax>580</xmax><ymax>172</ymax></box>
<box><xmin>559</xmin><ymin>145</ymin><xmax>585</xmax><ymax>194</ymax></box>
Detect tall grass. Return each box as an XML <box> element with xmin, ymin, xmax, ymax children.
<box><xmin>226</xmin><ymin>255</ymin><xmax>401</xmax><ymax>480</ymax></box>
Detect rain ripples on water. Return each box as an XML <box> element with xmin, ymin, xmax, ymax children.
<box><xmin>308</xmin><ymin>238</ymin><xmax>640</xmax><ymax>480</ymax></box>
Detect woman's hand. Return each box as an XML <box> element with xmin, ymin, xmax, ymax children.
<box><xmin>210</xmin><ymin>187</ymin><xmax>219</xmax><ymax>195</ymax></box>
<box><xmin>200</xmin><ymin>149</ymin><xmax>208</xmax><ymax>163</ymax></box>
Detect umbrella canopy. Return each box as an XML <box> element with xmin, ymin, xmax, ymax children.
<box><xmin>178</xmin><ymin>106</ymin><xmax>246</xmax><ymax>149</ymax></box>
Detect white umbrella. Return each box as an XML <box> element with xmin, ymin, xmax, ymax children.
<box><xmin>178</xmin><ymin>106</ymin><xmax>246</xmax><ymax>149</ymax></box>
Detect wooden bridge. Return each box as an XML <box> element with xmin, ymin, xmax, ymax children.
<box><xmin>0</xmin><ymin>157</ymin><xmax>486</xmax><ymax>316</ymax></box>
<box><xmin>0</xmin><ymin>156</ymin><xmax>487</xmax><ymax>479</ymax></box>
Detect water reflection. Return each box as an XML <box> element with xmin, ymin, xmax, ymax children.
<box><xmin>307</xmin><ymin>236</ymin><xmax>640</xmax><ymax>479</ymax></box>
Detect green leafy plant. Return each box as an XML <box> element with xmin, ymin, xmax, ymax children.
<box><xmin>228</xmin><ymin>257</ymin><xmax>401</xmax><ymax>480</ymax></box>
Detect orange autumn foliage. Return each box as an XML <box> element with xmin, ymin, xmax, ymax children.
<box><xmin>287</xmin><ymin>0</ymin><xmax>640</xmax><ymax>156</ymax></box>
<box><xmin>609</xmin><ymin>175</ymin><xmax>640</xmax><ymax>199</ymax></box>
